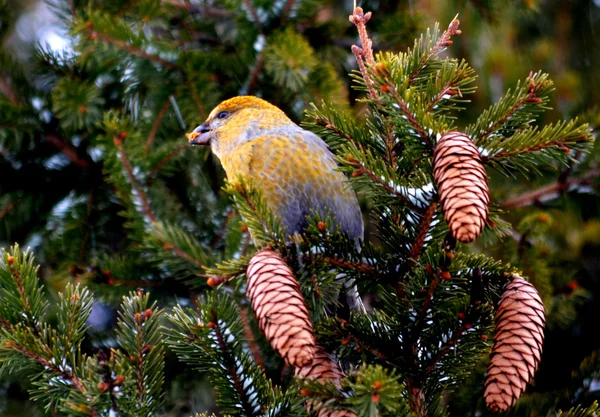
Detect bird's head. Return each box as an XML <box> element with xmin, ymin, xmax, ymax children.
<box><xmin>186</xmin><ymin>96</ymin><xmax>292</xmax><ymax>158</ymax></box>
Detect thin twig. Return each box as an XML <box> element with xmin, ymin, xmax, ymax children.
<box><xmin>349</xmin><ymin>7</ymin><xmax>374</xmax><ymax>65</ymax></box>
<box><xmin>0</xmin><ymin>77</ymin><xmax>20</xmax><ymax>105</ymax></box>
<box><xmin>89</xmin><ymin>27</ymin><xmax>176</xmax><ymax>69</ymax></box>
<box><xmin>408</xmin><ymin>18</ymin><xmax>461</xmax><ymax>84</ymax></box>
<box><xmin>424</xmin><ymin>323</ymin><xmax>467</xmax><ymax>376</ymax></box>
<box><xmin>501</xmin><ymin>168</ymin><xmax>599</xmax><ymax>209</ymax></box>
<box><xmin>0</xmin><ymin>199</ymin><xmax>21</xmax><ymax>220</ymax></box>
<box><xmin>384</xmin><ymin>83</ymin><xmax>432</xmax><ymax>147</ymax></box>
<box><xmin>488</xmin><ymin>134</ymin><xmax>590</xmax><ymax>160</ymax></box>
<box><xmin>45</xmin><ymin>134</ymin><xmax>90</xmax><ymax>169</ymax></box>
<box><xmin>242</xmin><ymin>0</ymin><xmax>261</xmax><ymax>29</ymax></box>
<box><xmin>145</xmin><ymin>99</ymin><xmax>171</xmax><ymax>153</ymax></box>
<box><xmin>239</xmin><ymin>307</ymin><xmax>266</xmax><ymax>369</ymax></box>
<box><xmin>407</xmin><ymin>202</ymin><xmax>438</xmax><ymax>267</ymax></box>
<box><xmin>280</xmin><ymin>0</ymin><xmax>297</xmax><ymax>23</ymax></box>
<box><xmin>146</xmin><ymin>144</ymin><xmax>189</xmax><ymax>185</ymax></box>
<box><xmin>161</xmin><ymin>0</ymin><xmax>230</xmax><ymax>17</ymax></box>
<box><xmin>115</xmin><ymin>142</ymin><xmax>157</xmax><ymax>223</ymax></box>
<box><xmin>247</xmin><ymin>51</ymin><xmax>265</xmax><ymax>96</ymax></box>
<box><xmin>313</xmin><ymin>116</ymin><xmax>367</xmax><ymax>152</ymax></box>
<box><xmin>351</xmin><ymin>163</ymin><xmax>425</xmax><ymax>213</ymax></box>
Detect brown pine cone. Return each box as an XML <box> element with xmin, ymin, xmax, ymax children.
<box><xmin>295</xmin><ymin>346</ymin><xmax>356</xmax><ymax>417</ymax></box>
<box><xmin>247</xmin><ymin>249</ymin><xmax>316</xmax><ymax>367</ymax></box>
<box><xmin>484</xmin><ymin>274</ymin><xmax>545</xmax><ymax>412</ymax></box>
<box><xmin>433</xmin><ymin>131</ymin><xmax>490</xmax><ymax>243</ymax></box>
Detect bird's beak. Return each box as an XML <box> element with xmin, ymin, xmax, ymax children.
<box><xmin>186</xmin><ymin>122</ymin><xmax>211</xmax><ymax>146</ymax></box>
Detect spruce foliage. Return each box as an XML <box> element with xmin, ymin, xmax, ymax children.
<box><xmin>0</xmin><ymin>0</ymin><xmax>599</xmax><ymax>416</ymax></box>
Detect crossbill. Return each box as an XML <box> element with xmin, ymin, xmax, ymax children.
<box><xmin>187</xmin><ymin>96</ymin><xmax>364</xmax><ymax>310</ymax></box>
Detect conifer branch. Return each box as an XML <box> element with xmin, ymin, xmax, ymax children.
<box><xmin>0</xmin><ymin>199</ymin><xmax>20</xmax><ymax>220</ymax></box>
<box><xmin>407</xmin><ymin>202</ymin><xmax>438</xmax><ymax>267</ymax></box>
<box><xmin>242</xmin><ymin>0</ymin><xmax>262</xmax><ymax>29</ymax></box>
<box><xmin>239</xmin><ymin>307</ymin><xmax>265</xmax><ymax>370</ymax></box>
<box><xmin>145</xmin><ymin>144</ymin><xmax>188</xmax><ymax>184</ymax></box>
<box><xmin>316</xmin><ymin>255</ymin><xmax>381</xmax><ymax>277</ymax></box>
<box><xmin>501</xmin><ymin>168</ymin><xmax>599</xmax><ymax>209</ymax></box>
<box><xmin>312</xmin><ymin>116</ymin><xmax>367</xmax><ymax>152</ymax></box>
<box><xmin>349</xmin><ymin>7</ymin><xmax>374</xmax><ymax>65</ymax></box>
<box><xmin>383</xmin><ymin>83</ymin><xmax>432</xmax><ymax>147</ymax></box>
<box><xmin>247</xmin><ymin>50</ymin><xmax>265</xmax><ymax>96</ymax></box>
<box><xmin>351</xmin><ymin>45</ymin><xmax>378</xmax><ymax>100</ymax></box>
<box><xmin>45</xmin><ymin>133</ymin><xmax>91</xmax><ymax>169</ymax></box>
<box><xmin>145</xmin><ymin>99</ymin><xmax>171</xmax><ymax>153</ymax></box>
<box><xmin>210</xmin><ymin>310</ymin><xmax>257</xmax><ymax>415</ymax></box>
<box><xmin>0</xmin><ymin>77</ymin><xmax>20</xmax><ymax>105</ymax></box>
<box><xmin>162</xmin><ymin>241</ymin><xmax>207</xmax><ymax>271</ymax></box>
<box><xmin>424</xmin><ymin>323</ymin><xmax>467</xmax><ymax>376</ymax></box>
<box><xmin>4</xmin><ymin>341</ymin><xmax>90</xmax><ymax>398</ymax></box>
<box><xmin>115</xmin><ymin>140</ymin><xmax>158</xmax><ymax>223</ymax></box>
<box><xmin>408</xmin><ymin>18</ymin><xmax>461</xmax><ymax>84</ymax></box>
<box><xmin>161</xmin><ymin>0</ymin><xmax>230</xmax><ymax>17</ymax></box>
<box><xmin>350</xmin><ymin>161</ymin><xmax>426</xmax><ymax>213</ymax></box>
<box><xmin>280</xmin><ymin>0</ymin><xmax>297</xmax><ymax>23</ymax></box>
<box><xmin>86</xmin><ymin>25</ymin><xmax>176</xmax><ymax>69</ymax></box>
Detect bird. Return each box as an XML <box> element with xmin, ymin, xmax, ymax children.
<box><xmin>187</xmin><ymin>96</ymin><xmax>364</xmax><ymax>310</ymax></box>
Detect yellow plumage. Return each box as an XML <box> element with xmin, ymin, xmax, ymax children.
<box><xmin>188</xmin><ymin>96</ymin><xmax>363</xmax><ymax>240</ymax></box>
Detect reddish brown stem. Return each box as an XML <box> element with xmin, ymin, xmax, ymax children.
<box><xmin>161</xmin><ymin>0</ymin><xmax>230</xmax><ymax>17</ymax></box>
<box><xmin>91</xmin><ymin>28</ymin><xmax>175</xmax><ymax>69</ymax></box>
<box><xmin>351</xmin><ymin>45</ymin><xmax>378</xmax><ymax>100</ymax></box>
<box><xmin>353</xmin><ymin>164</ymin><xmax>425</xmax><ymax>213</ymax></box>
<box><xmin>349</xmin><ymin>7</ymin><xmax>374</xmax><ymax>65</ymax></box>
<box><xmin>146</xmin><ymin>144</ymin><xmax>188</xmax><ymax>185</ymax></box>
<box><xmin>313</xmin><ymin>116</ymin><xmax>367</xmax><ymax>152</ymax></box>
<box><xmin>45</xmin><ymin>134</ymin><xmax>90</xmax><ymax>169</ymax></box>
<box><xmin>247</xmin><ymin>51</ymin><xmax>265</xmax><ymax>96</ymax></box>
<box><xmin>489</xmin><ymin>134</ymin><xmax>590</xmax><ymax>160</ymax></box>
<box><xmin>0</xmin><ymin>199</ymin><xmax>21</xmax><ymax>220</ymax></box>
<box><xmin>407</xmin><ymin>202</ymin><xmax>438</xmax><ymax>266</ymax></box>
<box><xmin>115</xmin><ymin>143</ymin><xmax>157</xmax><ymax>223</ymax></box>
<box><xmin>424</xmin><ymin>323</ymin><xmax>467</xmax><ymax>376</ymax></box>
<box><xmin>242</xmin><ymin>0</ymin><xmax>261</xmax><ymax>29</ymax></box>
<box><xmin>239</xmin><ymin>307</ymin><xmax>266</xmax><ymax>369</ymax></box>
<box><xmin>145</xmin><ymin>99</ymin><xmax>171</xmax><ymax>153</ymax></box>
<box><xmin>408</xmin><ymin>18</ymin><xmax>461</xmax><ymax>84</ymax></box>
<box><xmin>163</xmin><ymin>243</ymin><xmax>206</xmax><ymax>271</ymax></box>
<box><xmin>501</xmin><ymin>168</ymin><xmax>599</xmax><ymax>209</ymax></box>
<box><xmin>385</xmin><ymin>83</ymin><xmax>432</xmax><ymax>147</ymax></box>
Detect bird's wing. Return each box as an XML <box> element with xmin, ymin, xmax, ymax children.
<box><xmin>226</xmin><ymin>129</ymin><xmax>363</xmax><ymax>240</ymax></box>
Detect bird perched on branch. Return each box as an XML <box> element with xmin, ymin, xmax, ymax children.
<box><xmin>187</xmin><ymin>96</ymin><xmax>364</xmax><ymax>310</ymax></box>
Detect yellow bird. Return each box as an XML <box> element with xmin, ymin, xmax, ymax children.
<box><xmin>187</xmin><ymin>96</ymin><xmax>363</xmax><ymax>241</ymax></box>
<box><xmin>187</xmin><ymin>96</ymin><xmax>364</xmax><ymax>311</ymax></box>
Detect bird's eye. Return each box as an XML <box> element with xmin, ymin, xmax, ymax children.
<box><xmin>217</xmin><ymin>111</ymin><xmax>229</xmax><ymax>119</ymax></box>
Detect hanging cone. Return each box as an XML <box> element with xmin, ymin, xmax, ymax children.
<box><xmin>247</xmin><ymin>249</ymin><xmax>316</xmax><ymax>367</ymax></box>
<box><xmin>433</xmin><ymin>131</ymin><xmax>490</xmax><ymax>243</ymax></box>
<box><xmin>295</xmin><ymin>346</ymin><xmax>356</xmax><ymax>417</ymax></box>
<box><xmin>484</xmin><ymin>274</ymin><xmax>545</xmax><ymax>412</ymax></box>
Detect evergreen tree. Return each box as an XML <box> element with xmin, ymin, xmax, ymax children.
<box><xmin>0</xmin><ymin>0</ymin><xmax>598</xmax><ymax>416</ymax></box>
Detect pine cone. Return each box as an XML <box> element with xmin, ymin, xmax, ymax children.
<box><xmin>433</xmin><ymin>131</ymin><xmax>490</xmax><ymax>243</ymax></box>
<box><xmin>295</xmin><ymin>346</ymin><xmax>356</xmax><ymax>417</ymax></box>
<box><xmin>484</xmin><ymin>275</ymin><xmax>545</xmax><ymax>412</ymax></box>
<box><xmin>247</xmin><ymin>249</ymin><xmax>316</xmax><ymax>367</ymax></box>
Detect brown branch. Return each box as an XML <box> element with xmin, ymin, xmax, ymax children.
<box><xmin>351</xmin><ymin>163</ymin><xmax>425</xmax><ymax>214</ymax></box>
<box><xmin>351</xmin><ymin>45</ymin><xmax>378</xmax><ymax>100</ymax></box>
<box><xmin>477</xmin><ymin>72</ymin><xmax>546</xmax><ymax>141</ymax></box>
<box><xmin>337</xmin><ymin>318</ymin><xmax>389</xmax><ymax>360</ymax></box>
<box><xmin>211</xmin><ymin>310</ymin><xmax>257</xmax><ymax>416</ymax></box>
<box><xmin>89</xmin><ymin>27</ymin><xmax>176</xmax><ymax>69</ymax></box>
<box><xmin>161</xmin><ymin>0</ymin><xmax>230</xmax><ymax>17</ymax></box>
<box><xmin>6</xmin><ymin>342</ymin><xmax>88</xmax><ymax>394</ymax></box>
<box><xmin>424</xmin><ymin>323</ymin><xmax>467</xmax><ymax>376</ymax></box>
<box><xmin>349</xmin><ymin>7</ymin><xmax>374</xmax><ymax>65</ymax></box>
<box><xmin>385</xmin><ymin>83</ymin><xmax>432</xmax><ymax>147</ymax></box>
<box><xmin>280</xmin><ymin>0</ymin><xmax>297</xmax><ymax>23</ymax></box>
<box><xmin>145</xmin><ymin>99</ymin><xmax>171</xmax><ymax>153</ymax></box>
<box><xmin>489</xmin><ymin>134</ymin><xmax>590</xmax><ymax>160</ymax></box>
<box><xmin>242</xmin><ymin>0</ymin><xmax>262</xmax><ymax>29</ymax></box>
<box><xmin>408</xmin><ymin>18</ymin><xmax>461</xmax><ymax>84</ymax></box>
<box><xmin>115</xmin><ymin>141</ymin><xmax>158</xmax><ymax>223</ymax></box>
<box><xmin>501</xmin><ymin>168</ymin><xmax>599</xmax><ymax>209</ymax></box>
<box><xmin>45</xmin><ymin>134</ymin><xmax>90</xmax><ymax>169</ymax></box>
<box><xmin>407</xmin><ymin>202</ymin><xmax>438</xmax><ymax>266</ymax></box>
<box><xmin>0</xmin><ymin>199</ymin><xmax>21</xmax><ymax>220</ymax></box>
<box><xmin>209</xmin><ymin>207</ymin><xmax>236</xmax><ymax>248</ymax></box>
<box><xmin>146</xmin><ymin>144</ymin><xmax>189</xmax><ymax>185</ymax></box>
<box><xmin>313</xmin><ymin>116</ymin><xmax>367</xmax><ymax>152</ymax></box>
<box><xmin>239</xmin><ymin>307</ymin><xmax>265</xmax><ymax>369</ymax></box>
<box><xmin>247</xmin><ymin>51</ymin><xmax>265</xmax><ymax>96</ymax></box>
<box><xmin>0</xmin><ymin>77</ymin><xmax>20</xmax><ymax>105</ymax></box>
<box><xmin>314</xmin><ymin>255</ymin><xmax>381</xmax><ymax>277</ymax></box>
<box><xmin>162</xmin><ymin>242</ymin><xmax>206</xmax><ymax>271</ymax></box>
